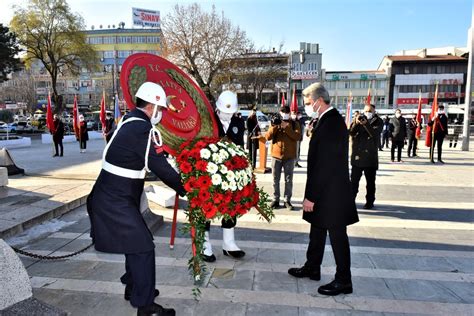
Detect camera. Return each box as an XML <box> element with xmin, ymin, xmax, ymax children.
<box><xmin>357</xmin><ymin>114</ymin><xmax>367</xmax><ymax>122</ymax></box>
<box><xmin>271</xmin><ymin>114</ymin><xmax>282</xmax><ymax>126</ymax></box>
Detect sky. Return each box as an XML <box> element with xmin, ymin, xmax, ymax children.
<box><xmin>1</xmin><ymin>0</ymin><xmax>472</xmax><ymax>71</ymax></box>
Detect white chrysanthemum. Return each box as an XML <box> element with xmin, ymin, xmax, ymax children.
<box><xmin>228</xmin><ymin>148</ymin><xmax>236</xmax><ymax>156</ymax></box>
<box><xmin>217</xmin><ymin>141</ymin><xmax>226</xmax><ymax>147</ymax></box>
<box><xmin>229</xmin><ymin>181</ymin><xmax>237</xmax><ymax>191</ymax></box>
<box><xmin>212</xmin><ymin>153</ymin><xmax>222</xmax><ymax>164</ymax></box>
<box><xmin>219</xmin><ymin>165</ymin><xmax>229</xmax><ymax>174</ymax></box>
<box><xmin>211</xmin><ymin>174</ymin><xmax>222</xmax><ymax>186</ymax></box>
<box><xmin>219</xmin><ymin>149</ymin><xmax>229</xmax><ymax>159</ymax></box>
<box><xmin>237</xmin><ymin>183</ymin><xmax>243</xmax><ymax>190</ymax></box>
<box><xmin>206</xmin><ymin>162</ymin><xmax>219</xmax><ymax>174</ymax></box>
<box><xmin>226</xmin><ymin>171</ymin><xmax>235</xmax><ymax>181</ymax></box>
<box><xmin>209</xmin><ymin>144</ymin><xmax>219</xmax><ymax>152</ymax></box>
<box><xmin>221</xmin><ymin>181</ymin><xmax>230</xmax><ymax>191</ymax></box>
<box><xmin>200</xmin><ymin>148</ymin><xmax>211</xmax><ymax>159</ymax></box>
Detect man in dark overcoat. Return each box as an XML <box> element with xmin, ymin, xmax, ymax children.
<box><xmin>87</xmin><ymin>82</ymin><xmax>185</xmax><ymax>316</ymax></box>
<box><xmin>287</xmin><ymin>82</ymin><xmax>359</xmax><ymax>296</ymax></box>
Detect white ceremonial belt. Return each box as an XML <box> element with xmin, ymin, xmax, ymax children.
<box><xmin>102</xmin><ymin>160</ymin><xmax>146</xmax><ymax>179</ymax></box>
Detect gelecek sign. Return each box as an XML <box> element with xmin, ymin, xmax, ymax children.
<box><xmin>120</xmin><ymin>53</ymin><xmax>219</xmax><ymax>156</ymax></box>
<box><xmin>132</xmin><ymin>8</ymin><xmax>160</xmax><ymax>28</ymax></box>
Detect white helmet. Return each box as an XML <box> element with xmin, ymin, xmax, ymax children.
<box><xmin>216</xmin><ymin>90</ymin><xmax>238</xmax><ymax>114</ymax></box>
<box><xmin>135</xmin><ymin>82</ymin><xmax>167</xmax><ymax>108</ymax></box>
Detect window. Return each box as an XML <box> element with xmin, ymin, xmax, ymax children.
<box><xmin>103</xmin><ymin>51</ymin><xmax>114</xmax><ymax>59</ymax></box>
<box><xmin>118</xmin><ymin>51</ymin><xmax>131</xmax><ymax>58</ymax></box>
<box><xmin>360</xmin><ymin>81</ymin><xmax>369</xmax><ymax>89</ymax></box>
<box><xmin>344</xmin><ymin>81</ymin><xmax>350</xmax><ymax>89</ymax></box>
<box><xmin>404</xmin><ymin>66</ymin><xmax>410</xmax><ymax>74</ymax></box>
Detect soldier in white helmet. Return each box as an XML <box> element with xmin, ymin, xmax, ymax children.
<box><xmin>202</xmin><ymin>90</ymin><xmax>246</xmax><ymax>262</ymax></box>
<box><xmin>87</xmin><ymin>82</ymin><xmax>185</xmax><ymax>316</ymax></box>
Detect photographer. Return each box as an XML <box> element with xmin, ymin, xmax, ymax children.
<box><xmin>265</xmin><ymin>105</ymin><xmax>301</xmax><ymax>210</ymax></box>
<box><xmin>349</xmin><ymin>104</ymin><xmax>383</xmax><ymax>209</ymax></box>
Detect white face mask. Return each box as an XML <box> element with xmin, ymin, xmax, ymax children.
<box><xmin>438</xmin><ymin>110</ymin><xmax>444</xmax><ymax>114</ymax></box>
<box><xmin>305</xmin><ymin>100</ymin><xmax>321</xmax><ymax>119</ymax></box>
<box><xmin>364</xmin><ymin>111</ymin><xmax>373</xmax><ymax>120</ymax></box>
<box><xmin>290</xmin><ymin>114</ymin><xmax>297</xmax><ymax>120</ymax></box>
<box><xmin>218</xmin><ymin>111</ymin><xmax>233</xmax><ymax>122</ymax></box>
<box><xmin>395</xmin><ymin>113</ymin><xmax>401</xmax><ymax>118</ymax></box>
<box><xmin>280</xmin><ymin>112</ymin><xmax>290</xmax><ymax>120</ymax></box>
<box><xmin>150</xmin><ymin>105</ymin><xmax>163</xmax><ymax>125</ymax></box>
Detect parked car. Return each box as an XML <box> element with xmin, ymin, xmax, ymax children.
<box><xmin>0</xmin><ymin>122</ymin><xmax>17</xmax><ymax>133</ymax></box>
<box><xmin>15</xmin><ymin>121</ymin><xmax>35</xmax><ymax>133</ymax></box>
<box><xmin>239</xmin><ymin>110</ymin><xmax>271</xmax><ymax>132</ymax></box>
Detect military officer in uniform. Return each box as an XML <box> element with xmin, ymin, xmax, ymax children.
<box><xmin>87</xmin><ymin>82</ymin><xmax>185</xmax><ymax>316</ymax></box>
<box><xmin>202</xmin><ymin>90</ymin><xmax>246</xmax><ymax>262</ymax></box>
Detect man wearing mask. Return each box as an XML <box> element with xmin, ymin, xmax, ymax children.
<box><xmin>87</xmin><ymin>82</ymin><xmax>185</xmax><ymax>316</ymax></box>
<box><xmin>104</xmin><ymin>112</ymin><xmax>115</xmax><ymax>143</ymax></box>
<box><xmin>246</xmin><ymin>107</ymin><xmax>260</xmax><ymax>169</ymax></box>
<box><xmin>428</xmin><ymin>104</ymin><xmax>448</xmax><ymax>163</ymax></box>
<box><xmin>389</xmin><ymin>109</ymin><xmax>407</xmax><ymax>163</ymax></box>
<box><xmin>349</xmin><ymin>104</ymin><xmax>383</xmax><ymax>209</ymax></box>
<box><xmin>265</xmin><ymin>105</ymin><xmax>301</xmax><ymax>210</ymax></box>
<box><xmin>288</xmin><ymin>83</ymin><xmax>358</xmax><ymax>296</ymax></box>
<box><xmin>202</xmin><ymin>90</ymin><xmax>246</xmax><ymax>263</ymax></box>
<box><xmin>407</xmin><ymin>113</ymin><xmax>421</xmax><ymax>157</ymax></box>
<box><xmin>381</xmin><ymin>116</ymin><xmax>391</xmax><ymax>150</ymax></box>
<box><xmin>52</xmin><ymin>114</ymin><xmax>64</xmax><ymax>157</ymax></box>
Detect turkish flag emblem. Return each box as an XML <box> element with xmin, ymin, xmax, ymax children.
<box><xmin>156</xmin><ymin>96</ymin><xmax>161</xmax><ymax>101</ymax></box>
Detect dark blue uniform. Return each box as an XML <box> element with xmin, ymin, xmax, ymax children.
<box><xmin>87</xmin><ymin>108</ymin><xmax>185</xmax><ymax>307</ymax></box>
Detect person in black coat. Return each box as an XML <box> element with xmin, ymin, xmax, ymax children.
<box><xmin>87</xmin><ymin>82</ymin><xmax>184</xmax><ymax>316</ymax></box>
<box><xmin>104</xmin><ymin>113</ymin><xmax>115</xmax><ymax>143</ymax></box>
<box><xmin>287</xmin><ymin>83</ymin><xmax>358</xmax><ymax>296</ymax></box>
<box><xmin>428</xmin><ymin>104</ymin><xmax>448</xmax><ymax>163</ymax></box>
<box><xmin>349</xmin><ymin>104</ymin><xmax>383</xmax><ymax>209</ymax></box>
<box><xmin>246</xmin><ymin>108</ymin><xmax>260</xmax><ymax>169</ymax></box>
<box><xmin>381</xmin><ymin>116</ymin><xmax>390</xmax><ymax>149</ymax></box>
<box><xmin>52</xmin><ymin>114</ymin><xmax>64</xmax><ymax>157</ymax></box>
<box><xmin>389</xmin><ymin>109</ymin><xmax>407</xmax><ymax>162</ymax></box>
<box><xmin>407</xmin><ymin>114</ymin><xmax>421</xmax><ymax>157</ymax></box>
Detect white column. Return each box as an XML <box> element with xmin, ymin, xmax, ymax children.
<box><xmin>462</xmin><ymin>17</ymin><xmax>473</xmax><ymax>151</ymax></box>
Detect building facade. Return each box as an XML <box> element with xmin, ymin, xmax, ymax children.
<box><xmin>323</xmin><ymin>71</ymin><xmax>389</xmax><ymax>112</ymax></box>
<box><xmin>378</xmin><ymin>47</ymin><xmax>468</xmax><ymax>113</ymax></box>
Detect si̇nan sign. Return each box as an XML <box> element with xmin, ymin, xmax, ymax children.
<box><xmin>132</xmin><ymin>7</ymin><xmax>160</xmax><ymax>28</ymax></box>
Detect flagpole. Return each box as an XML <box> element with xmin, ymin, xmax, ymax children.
<box><xmin>430</xmin><ymin>83</ymin><xmax>439</xmax><ymax>161</ymax></box>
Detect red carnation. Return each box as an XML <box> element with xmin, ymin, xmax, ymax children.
<box><xmin>223</xmin><ymin>191</ymin><xmax>232</xmax><ymax>203</ymax></box>
<box><xmin>214</xmin><ymin>193</ymin><xmax>224</xmax><ymax>204</ymax></box>
<box><xmin>179</xmin><ymin>161</ymin><xmax>193</xmax><ymax>174</ymax></box>
<box><xmin>190</xmin><ymin>197</ymin><xmax>201</xmax><ymax>208</ymax></box>
<box><xmin>199</xmin><ymin>189</ymin><xmax>211</xmax><ymax>202</ymax></box>
<box><xmin>204</xmin><ymin>205</ymin><xmax>219</xmax><ymax>219</ymax></box>
<box><xmin>189</xmin><ymin>149</ymin><xmax>201</xmax><ymax>160</ymax></box>
<box><xmin>197</xmin><ymin>175</ymin><xmax>212</xmax><ymax>188</ymax></box>
<box><xmin>195</xmin><ymin>160</ymin><xmax>208</xmax><ymax>172</ymax></box>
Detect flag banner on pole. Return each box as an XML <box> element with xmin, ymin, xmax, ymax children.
<box><xmin>72</xmin><ymin>95</ymin><xmax>80</xmax><ymax>139</ymax></box>
<box><xmin>281</xmin><ymin>93</ymin><xmax>286</xmax><ymax>107</ymax></box>
<box><xmin>46</xmin><ymin>92</ymin><xmax>55</xmax><ymax>134</ymax></box>
<box><xmin>425</xmin><ymin>84</ymin><xmax>439</xmax><ymax>147</ymax></box>
<box><xmin>290</xmin><ymin>84</ymin><xmax>298</xmax><ymax>112</ymax></box>
<box><xmin>99</xmin><ymin>90</ymin><xmax>106</xmax><ymax>131</ymax></box>
<box><xmin>345</xmin><ymin>93</ymin><xmax>353</xmax><ymax>128</ymax></box>
<box><xmin>366</xmin><ymin>82</ymin><xmax>372</xmax><ymax>106</ymax></box>
<box><xmin>114</xmin><ymin>94</ymin><xmax>121</xmax><ymax>124</ymax></box>
<box><xmin>415</xmin><ymin>90</ymin><xmax>423</xmax><ymax>139</ymax></box>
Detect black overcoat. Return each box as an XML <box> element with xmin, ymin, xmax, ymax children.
<box><xmin>87</xmin><ymin>109</ymin><xmax>185</xmax><ymax>254</ymax></box>
<box><xmin>215</xmin><ymin>113</ymin><xmax>245</xmax><ymax>146</ymax></box>
<box><xmin>52</xmin><ymin>120</ymin><xmax>64</xmax><ymax>142</ymax></box>
<box><xmin>303</xmin><ymin>108</ymin><xmax>359</xmax><ymax>228</ymax></box>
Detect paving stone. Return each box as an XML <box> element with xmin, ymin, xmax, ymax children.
<box><xmin>368</xmin><ymin>253</ymin><xmax>457</xmax><ymax>272</ymax></box>
<box><xmin>253</xmin><ymin>271</ymin><xmax>298</xmax><ymax>293</ymax></box>
<box><xmin>384</xmin><ymin>278</ymin><xmax>463</xmax><ymax>303</ymax></box>
<box><xmin>193</xmin><ymin>300</ymin><xmax>247</xmax><ymax>316</ymax></box>
<box><xmin>209</xmin><ymin>269</ymin><xmax>254</xmax><ymax>290</ymax></box>
<box><xmin>155</xmin><ymin>266</ymin><xmax>194</xmax><ymax>286</ymax></box>
<box><xmin>298</xmin><ymin>307</ymin><xmax>386</xmax><ymax>315</ymax></box>
<box><xmin>256</xmin><ymin>248</ymin><xmax>296</xmax><ymax>264</ymax></box>
<box><xmin>246</xmin><ymin>303</ymin><xmax>298</xmax><ymax>315</ymax></box>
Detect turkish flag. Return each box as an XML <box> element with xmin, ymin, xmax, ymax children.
<box><xmin>99</xmin><ymin>90</ymin><xmax>106</xmax><ymax>131</ymax></box>
<box><xmin>72</xmin><ymin>95</ymin><xmax>80</xmax><ymax>139</ymax></box>
<box><xmin>425</xmin><ymin>85</ymin><xmax>439</xmax><ymax>147</ymax></box>
<box><xmin>290</xmin><ymin>84</ymin><xmax>298</xmax><ymax>112</ymax></box>
<box><xmin>46</xmin><ymin>92</ymin><xmax>55</xmax><ymax>134</ymax></box>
